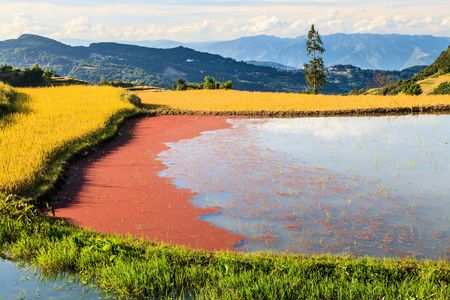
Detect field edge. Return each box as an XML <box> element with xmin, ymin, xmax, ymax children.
<box><xmin>147</xmin><ymin>104</ymin><xmax>450</xmax><ymax>118</ymax></box>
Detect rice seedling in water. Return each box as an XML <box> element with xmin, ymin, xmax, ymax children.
<box><xmin>159</xmin><ymin>114</ymin><xmax>450</xmax><ymax>259</ymax></box>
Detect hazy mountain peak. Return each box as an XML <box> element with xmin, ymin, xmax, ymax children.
<box><xmin>81</xmin><ymin>33</ymin><xmax>450</xmax><ymax>71</ymax></box>
<box><xmin>187</xmin><ymin>33</ymin><xmax>450</xmax><ymax>70</ymax></box>
<box><xmin>16</xmin><ymin>34</ymin><xmax>66</xmax><ymax>46</ymax></box>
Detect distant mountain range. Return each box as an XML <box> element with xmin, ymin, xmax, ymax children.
<box><xmin>0</xmin><ymin>34</ymin><xmax>439</xmax><ymax>94</ymax></box>
<box><xmin>0</xmin><ymin>34</ymin><xmax>307</xmax><ymax>92</ymax></box>
<box><xmin>122</xmin><ymin>34</ymin><xmax>450</xmax><ymax>71</ymax></box>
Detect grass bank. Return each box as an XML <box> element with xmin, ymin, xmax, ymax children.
<box><xmin>1</xmin><ymin>86</ymin><xmax>450</xmax><ymax>298</ymax></box>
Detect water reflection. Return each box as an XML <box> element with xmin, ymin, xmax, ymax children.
<box><xmin>158</xmin><ymin>115</ymin><xmax>450</xmax><ymax>260</ymax></box>
<box><xmin>0</xmin><ymin>258</ymin><xmax>104</xmax><ymax>299</ymax></box>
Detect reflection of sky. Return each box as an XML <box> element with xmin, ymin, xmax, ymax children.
<box><xmin>158</xmin><ymin>115</ymin><xmax>450</xmax><ymax>260</ymax></box>
<box><xmin>258</xmin><ymin>116</ymin><xmax>449</xmax><ymax>197</ymax></box>
<box><xmin>0</xmin><ymin>259</ymin><xmax>102</xmax><ymax>299</ymax></box>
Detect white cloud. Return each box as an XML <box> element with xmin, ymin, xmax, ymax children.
<box><xmin>13</xmin><ymin>13</ymin><xmax>33</xmax><ymax>27</ymax></box>
<box><xmin>0</xmin><ymin>2</ymin><xmax>449</xmax><ymax>42</ymax></box>
<box><xmin>354</xmin><ymin>16</ymin><xmax>388</xmax><ymax>32</ymax></box>
<box><xmin>285</xmin><ymin>9</ymin><xmax>345</xmax><ymax>36</ymax></box>
<box><xmin>442</xmin><ymin>16</ymin><xmax>450</xmax><ymax>26</ymax></box>
<box><xmin>352</xmin><ymin>14</ymin><xmax>450</xmax><ymax>35</ymax></box>
<box><xmin>61</xmin><ymin>16</ymin><xmax>91</xmax><ymax>36</ymax></box>
<box><xmin>232</xmin><ymin>16</ymin><xmax>283</xmax><ymax>34</ymax></box>
<box><xmin>422</xmin><ymin>16</ymin><xmax>433</xmax><ymax>24</ymax></box>
<box><xmin>0</xmin><ymin>13</ymin><xmax>44</xmax><ymax>37</ymax></box>
<box><xmin>393</xmin><ymin>15</ymin><xmax>409</xmax><ymax>23</ymax></box>
<box><xmin>166</xmin><ymin>19</ymin><xmax>219</xmax><ymax>36</ymax></box>
<box><xmin>45</xmin><ymin>11</ymin><xmax>450</xmax><ymax>42</ymax></box>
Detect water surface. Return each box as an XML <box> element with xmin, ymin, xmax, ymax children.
<box><xmin>159</xmin><ymin>115</ymin><xmax>450</xmax><ymax>260</ymax></box>
<box><xmin>0</xmin><ymin>259</ymin><xmax>104</xmax><ymax>299</ymax></box>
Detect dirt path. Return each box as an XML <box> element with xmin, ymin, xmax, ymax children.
<box><xmin>51</xmin><ymin>115</ymin><xmax>244</xmax><ymax>251</ymax></box>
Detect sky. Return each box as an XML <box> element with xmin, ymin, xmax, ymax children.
<box><xmin>0</xmin><ymin>0</ymin><xmax>449</xmax><ymax>43</ymax></box>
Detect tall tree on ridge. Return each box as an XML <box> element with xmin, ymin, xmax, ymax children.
<box><xmin>304</xmin><ymin>24</ymin><xmax>326</xmax><ymax>94</ymax></box>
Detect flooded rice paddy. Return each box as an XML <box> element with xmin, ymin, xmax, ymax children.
<box><xmin>0</xmin><ymin>259</ymin><xmax>104</xmax><ymax>299</ymax></box>
<box><xmin>158</xmin><ymin>115</ymin><xmax>450</xmax><ymax>260</ymax></box>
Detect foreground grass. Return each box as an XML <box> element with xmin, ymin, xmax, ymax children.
<box><xmin>137</xmin><ymin>89</ymin><xmax>450</xmax><ymax>112</ymax></box>
<box><xmin>1</xmin><ymin>199</ymin><xmax>449</xmax><ymax>299</ymax></box>
<box><xmin>1</xmin><ymin>86</ymin><xmax>449</xmax><ymax>298</ymax></box>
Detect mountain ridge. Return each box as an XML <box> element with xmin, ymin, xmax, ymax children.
<box><xmin>54</xmin><ymin>33</ymin><xmax>450</xmax><ymax>71</ymax></box>
<box><xmin>0</xmin><ymin>34</ymin><xmax>432</xmax><ymax>94</ymax></box>
<box><xmin>130</xmin><ymin>33</ymin><xmax>450</xmax><ymax>71</ymax></box>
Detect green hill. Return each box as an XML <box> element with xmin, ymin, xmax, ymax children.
<box><xmin>413</xmin><ymin>46</ymin><xmax>450</xmax><ymax>81</ymax></box>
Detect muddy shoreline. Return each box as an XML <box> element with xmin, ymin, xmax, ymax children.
<box><xmin>46</xmin><ymin>116</ymin><xmax>246</xmax><ymax>252</ymax></box>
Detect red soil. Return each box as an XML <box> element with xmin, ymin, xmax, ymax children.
<box><xmin>52</xmin><ymin>115</ymin><xmax>245</xmax><ymax>251</ymax></box>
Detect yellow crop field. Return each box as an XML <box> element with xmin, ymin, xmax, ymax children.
<box><xmin>0</xmin><ymin>85</ymin><xmax>135</xmax><ymax>195</ymax></box>
<box><xmin>137</xmin><ymin>89</ymin><xmax>450</xmax><ymax>111</ymax></box>
<box><xmin>418</xmin><ymin>74</ymin><xmax>450</xmax><ymax>95</ymax></box>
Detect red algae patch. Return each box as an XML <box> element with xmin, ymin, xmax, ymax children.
<box><xmin>51</xmin><ymin>115</ymin><xmax>245</xmax><ymax>252</ymax></box>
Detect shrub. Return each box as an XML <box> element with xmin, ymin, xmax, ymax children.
<box><xmin>221</xmin><ymin>80</ymin><xmax>233</xmax><ymax>90</ymax></box>
<box><xmin>121</xmin><ymin>92</ymin><xmax>142</xmax><ymax>105</ymax></box>
<box><xmin>0</xmin><ymin>82</ymin><xmax>16</xmax><ymax>115</ymax></box>
<box><xmin>431</xmin><ymin>81</ymin><xmax>450</xmax><ymax>95</ymax></box>
<box><xmin>402</xmin><ymin>82</ymin><xmax>422</xmax><ymax>95</ymax></box>
<box><xmin>0</xmin><ymin>82</ymin><xmax>15</xmax><ymax>102</ymax></box>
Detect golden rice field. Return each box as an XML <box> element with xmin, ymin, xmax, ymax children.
<box><xmin>137</xmin><ymin>89</ymin><xmax>450</xmax><ymax>111</ymax></box>
<box><xmin>0</xmin><ymin>85</ymin><xmax>135</xmax><ymax>195</ymax></box>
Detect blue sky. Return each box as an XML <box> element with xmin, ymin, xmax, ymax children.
<box><xmin>0</xmin><ymin>0</ymin><xmax>449</xmax><ymax>42</ymax></box>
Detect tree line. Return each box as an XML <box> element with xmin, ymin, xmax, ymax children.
<box><xmin>172</xmin><ymin>76</ymin><xmax>233</xmax><ymax>91</ymax></box>
<box><xmin>98</xmin><ymin>77</ymin><xmax>137</xmax><ymax>88</ymax></box>
<box><xmin>0</xmin><ymin>64</ymin><xmax>56</xmax><ymax>87</ymax></box>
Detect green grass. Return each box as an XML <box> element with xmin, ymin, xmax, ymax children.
<box><xmin>1</xmin><ymin>198</ymin><xmax>449</xmax><ymax>299</ymax></box>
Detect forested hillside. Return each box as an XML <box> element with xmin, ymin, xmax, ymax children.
<box><xmin>0</xmin><ymin>34</ymin><xmax>428</xmax><ymax>94</ymax></box>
